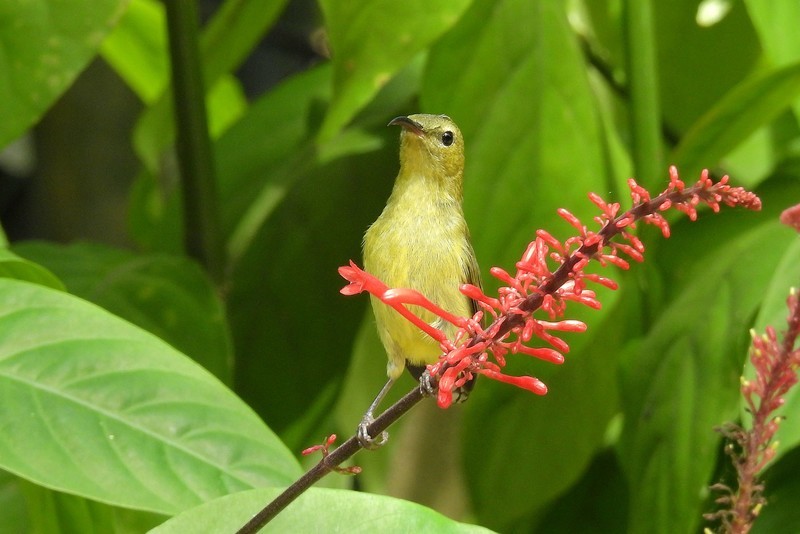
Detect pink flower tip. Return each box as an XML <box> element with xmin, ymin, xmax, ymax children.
<box><xmin>301</xmin><ymin>445</ymin><xmax>322</xmax><ymax>456</ymax></box>
<box><xmin>437</xmin><ymin>387</ymin><xmax>454</xmax><ymax>409</ymax></box>
<box><xmin>780</xmin><ymin>203</ymin><xmax>800</xmax><ymax>233</ymax></box>
<box><xmin>338</xmin><ymin>261</ymin><xmax>365</xmax><ymax>295</ymax></box>
<box><xmin>479</xmin><ymin>369</ymin><xmax>548</xmax><ymax>395</ymax></box>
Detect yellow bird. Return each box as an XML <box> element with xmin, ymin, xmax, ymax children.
<box><xmin>359</xmin><ymin>114</ymin><xmax>480</xmax><ymax>446</ymax></box>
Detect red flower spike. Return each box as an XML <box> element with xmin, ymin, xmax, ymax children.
<box><xmin>707</xmin><ymin>289</ymin><xmax>800</xmax><ymax>531</ymax></box>
<box><xmin>340</xmin><ymin>168</ymin><xmax>760</xmax><ymax>408</ymax></box>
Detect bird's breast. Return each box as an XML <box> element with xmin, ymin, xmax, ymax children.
<box><xmin>363</xmin><ymin>183</ymin><xmax>472</xmax><ymax>318</ymax></box>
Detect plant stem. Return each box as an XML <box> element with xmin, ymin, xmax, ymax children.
<box><xmin>236</xmin><ymin>386</ymin><xmax>426</xmax><ymax>533</ymax></box>
<box><xmin>622</xmin><ymin>0</ymin><xmax>663</xmax><ymax>189</ymax></box>
<box><xmin>164</xmin><ymin>0</ymin><xmax>225</xmax><ymax>283</ymax></box>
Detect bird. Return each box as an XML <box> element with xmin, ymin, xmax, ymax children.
<box><xmin>359</xmin><ymin>114</ymin><xmax>480</xmax><ymax>447</ymax></box>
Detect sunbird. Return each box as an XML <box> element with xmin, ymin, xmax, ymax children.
<box><xmin>359</xmin><ymin>114</ymin><xmax>480</xmax><ymax>447</ymax></box>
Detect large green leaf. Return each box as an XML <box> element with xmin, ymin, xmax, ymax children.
<box><xmin>12</xmin><ymin>241</ymin><xmax>233</xmax><ymax>385</ymax></box>
<box><xmin>535</xmin><ymin>450</ymin><xmax>628</xmax><ymax>533</ymax></box>
<box><xmin>653</xmin><ymin>0</ymin><xmax>760</xmax><ymax>134</ymax></box>
<box><xmin>0</xmin><ymin>471</ymin><xmax>28</xmax><ymax>534</ymax></box>
<box><xmin>129</xmin><ymin>0</ymin><xmax>287</xmax><ymax>171</ymax></box>
<box><xmin>20</xmin><ymin>481</ymin><xmax>165</xmax><ymax>534</ymax></box>
<box><xmin>744</xmin><ymin>0</ymin><xmax>800</xmax><ymax>68</ymax></box>
<box><xmin>0</xmin><ymin>279</ymin><xmax>301</xmax><ymax>515</ymax></box>
<box><xmin>744</xmin><ymin>0</ymin><xmax>800</xmax><ymax>120</ymax></box>
<box><xmin>150</xmin><ymin>487</ymin><xmax>495</xmax><ymax>533</ymax></box>
<box><xmin>617</xmin><ymin>221</ymin><xmax>792</xmax><ymax>534</ymax></box>
<box><xmin>100</xmin><ymin>0</ymin><xmax>168</xmax><ymax>104</ymax></box>
<box><xmin>200</xmin><ymin>0</ymin><xmax>291</xmax><ymax>86</ymax></box>
<box><xmin>316</xmin><ymin>0</ymin><xmax>472</xmax><ymax>140</ymax></box>
<box><xmin>423</xmin><ymin>0</ymin><xmax>610</xmax><ymax>278</ymax></box>
<box><xmin>0</xmin><ymin>0</ymin><xmax>129</xmax><ymax>148</ymax></box>
<box><xmin>214</xmin><ymin>64</ymin><xmax>334</xmax><ymax>262</ymax></box>
<box><xmin>227</xmin><ymin>131</ymin><xmax>397</xmax><ymax>435</ymax></box>
<box><xmin>672</xmin><ymin>62</ymin><xmax>800</xmax><ymax>181</ymax></box>
<box><xmin>217</xmin><ymin>59</ymin><xmax>418</xmax><ymax>264</ymax></box>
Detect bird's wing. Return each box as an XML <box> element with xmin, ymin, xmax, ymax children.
<box><xmin>464</xmin><ymin>242</ymin><xmax>483</xmax><ymax>321</ymax></box>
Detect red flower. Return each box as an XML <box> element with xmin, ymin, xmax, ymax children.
<box><xmin>341</xmin><ymin>167</ymin><xmax>761</xmax><ymax>408</ymax></box>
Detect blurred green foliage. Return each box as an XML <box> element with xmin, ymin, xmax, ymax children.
<box><xmin>1</xmin><ymin>0</ymin><xmax>800</xmax><ymax>532</ymax></box>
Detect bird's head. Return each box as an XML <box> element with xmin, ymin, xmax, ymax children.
<box><xmin>389</xmin><ymin>114</ymin><xmax>465</xmax><ymax>185</ymax></box>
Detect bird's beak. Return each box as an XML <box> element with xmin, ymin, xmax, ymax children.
<box><xmin>388</xmin><ymin>116</ymin><xmax>424</xmax><ymax>136</ymax></box>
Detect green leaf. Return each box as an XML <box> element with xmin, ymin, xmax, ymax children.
<box><xmin>741</xmin><ymin>0</ymin><xmax>800</xmax><ymax>119</ymax></box>
<box><xmin>653</xmin><ymin>0</ymin><xmax>760</xmax><ymax>134</ymax></box>
<box><xmin>0</xmin><ymin>248</ymin><xmax>64</xmax><ymax>290</ymax></box>
<box><xmin>672</xmin><ymin>62</ymin><xmax>800</xmax><ymax>181</ymax></box>
<box><xmin>535</xmin><ymin>450</ymin><xmax>628</xmax><ymax>533</ymax></box>
<box><xmin>19</xmin><ymin>482</ymin><xmax>166</xmax><ymax>534</ymax></box>
<box><xmin>617</xmin><ymin>221</ymin><xmax>791</xmax><ymax>534</ymax></box>
<box><xmin>200</xmin><ymin>0</ymin><xmax>290</xmax><ymax>84</ymax></box>
<box><xmin>12</xmin><ymin>241</ymin><xmax>233</xmax><ymax>384</ymax></box>
<box><xmin>100</xmin><ymin>0</ymin><xmax>168</xmax><ymax>104</ymax></box>
<box><xmin>0</xmin><ymin>279</ymin><xmax>301</xmax><ymax>515</ymax></box>
<box><xmin>150</xmin><ymin>487</ymin><xmax>495</xmax><ymax>534</ymax></box>
<box><xmin>227</xmin><ymin>133</ymin><xmax>396</xmax><ymax>434</ymax></box>
<box><xmin>751</xmin><ymin>445</ymin><xmax>800</xmax><ymax>534</ymax></box>
<box><xmin>0</xmin><ymin>471</ymin><xmax>28</xmax><ymax>534</ymax></box>
<box><xmin>744</xmin><ymin>0</ymin><xmax>800</xmax><ymax>67</ymax></box>
<box><xmin>423</xmin><ymin>0</ymin><xmax>610</xmax><ymax>278</ymax></box>
<box><xmin>214</xmin><ymin>64</ymin><xmax>333</xmax><ymax>261</ymax></box>
<box><xmin>130</xmin><ymin>0</ymin><xmax>287</xmax><ymax>170</ymax></box>
<box><xmin>132</xmin><ymin>74</ymin><xmax>246</xmax><ymax>174</ymax></box>
<box><xmin>463</xmin><ymin>285</ymin><xmax>625</xmax><ymax>530</ymax></box>
<box><xmin>0</xmin><ymin>0</ymin><xmax>129</xmax><ymax>148</ymax></box>
<box><xmin>317</xmin><ymin>0</ymin><xmax>472</xmax><ymax>140</ymax></box>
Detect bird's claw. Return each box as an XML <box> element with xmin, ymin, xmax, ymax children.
<box><xmin>357</xmin><ymin>415</ymin><xmax>388</xmax><ymax>450</ymax></box>
<box><xmin>419</xmin><ymin>369</ymin><xmax>437</xmax><ymax>397</ymax></box>
<box><xmin>419</xmin><ymin>369</ymin><xmax>473</xmax><ymax>403</ymax></box>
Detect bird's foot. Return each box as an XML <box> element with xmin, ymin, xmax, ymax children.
<box><xmin>419</xmin><ymin>369</ymin><xmax>437</xmax><ymax>397</ymax></box>
<box><xmin>357</xmin><ymin>414</ymin><xmax>388</xmax><ymax>450</ymax></box>
<box><xmin>419</xmin><ymin>369</ymin><xmax>475</xmax><ymax>403</ymax></box>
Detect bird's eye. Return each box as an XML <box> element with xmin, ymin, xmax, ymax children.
<box><xmin>441</xmin><ymin>131</ymin><xmax>455</xmax><ymax>146</ymax></box>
